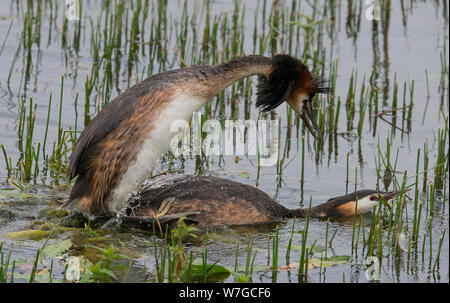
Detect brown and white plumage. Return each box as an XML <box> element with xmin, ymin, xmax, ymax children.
<box><xmin>65</xmin><ymin>54</ymin><xmax>328</xmax><ymax>216</ymax></box>
<box><xmin>121</xmin><ymin>174</ymin><xmax>407</xmax><ymax>229</ymax></box>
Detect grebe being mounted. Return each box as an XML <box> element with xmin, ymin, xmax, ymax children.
<box><xmin>122</xmin><ymin>174</ymin><xmax>407</xmax><ymax>229</ymax></box>
<box><xmin>63</xmin><ymin>54</ymin><xmax>406</xmax><ymax>228</ymax></box>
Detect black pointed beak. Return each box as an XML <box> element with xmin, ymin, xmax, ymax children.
<box><xmin>381</xmin><ymin>188</ymin><xmax>410</xmax><ymax>201</ymax></box>
<box><xmin>300</xmin><ymin>102</ymin><xmax>321</xmax><ymax>140</ymax></box>
<box><xmin>378</xmin><ymin>188</ymin><xmax>411</xmax><ymax>211</ymax></box>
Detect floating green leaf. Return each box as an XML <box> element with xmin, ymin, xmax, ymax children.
<box><xmin>39</xmin><ymin>239</ymin><xmax>72</xmax><ymax>261</ymax></box>
<box><xmin>189</xmin><ymin>261</ymin><xmax>231</xmax><ymax>282</ymax></box>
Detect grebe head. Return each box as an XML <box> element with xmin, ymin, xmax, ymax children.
<box><xmin>340</xmin><ymin>189</ymin><xmax>410</xmax><ymax>215</ymax></box>
<box><xmin>256</xmin><ymin>54</ymin><xmax>329</xmax><ymax>139</ymax></box>
<box><xmin>365</xmin><ymin>189</ymin><xmax>410</xmax><ymax>204</ymax></box>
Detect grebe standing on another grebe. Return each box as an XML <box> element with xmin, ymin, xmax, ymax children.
<box><xmin>64</xmin><ymin>54</ymin><xmax>328</xmax><ymax>216</ymax></box>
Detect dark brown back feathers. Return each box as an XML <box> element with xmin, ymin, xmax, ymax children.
<box><xmin>128</xmin><ymin>175</ymin><xmax>293</xmax><ymax>222</ymax></box>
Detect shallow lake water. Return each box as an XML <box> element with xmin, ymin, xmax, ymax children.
<box><xmin>0</xmin><ymin>0</ymin><xmax>448</xmax><ymax>283</ymax></box>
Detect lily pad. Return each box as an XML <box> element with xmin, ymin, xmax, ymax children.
<box><xmin>189</xmin><ymin>263</ymin><xmax>230</xmax><ymax>282</ymax></box>
<box><xmin>189</xmin><ymin>259</ymin><xmax>231</xmax><ymax>282</ymax></box>
<box><xmin>40</xmin><ymin>239</ymin><xmax>73</xmax><ymax>261</ymax></box>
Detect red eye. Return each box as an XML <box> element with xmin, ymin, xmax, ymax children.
<box><xmin>370</xmin><ymin>196</ymin><xmax>376</xmax><ymax>201</ymax></box>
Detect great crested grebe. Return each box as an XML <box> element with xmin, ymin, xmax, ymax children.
<box><xmin>121</xmin><ymin>174</ymin><xmax>406</xmax><ymax>229</ymax></box>
<box><xmin>64</xmin><ymin>54</ymin><xmax>328</xmax><ymax>216</ymax></box>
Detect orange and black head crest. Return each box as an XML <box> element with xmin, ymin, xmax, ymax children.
<box><xmin>310</xmin><ymin>75</ymin><xmax>331</xmax><ymax>95</ymax></box>
<box><xmin>256</xmin><ymin>54</ymin><xmax>304</xmax><ymax>112</ymax></box>
<box><xmin>256</xmin><ymin>54</ymin><xmax>330</xmax><ymax>112</ymax></box>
